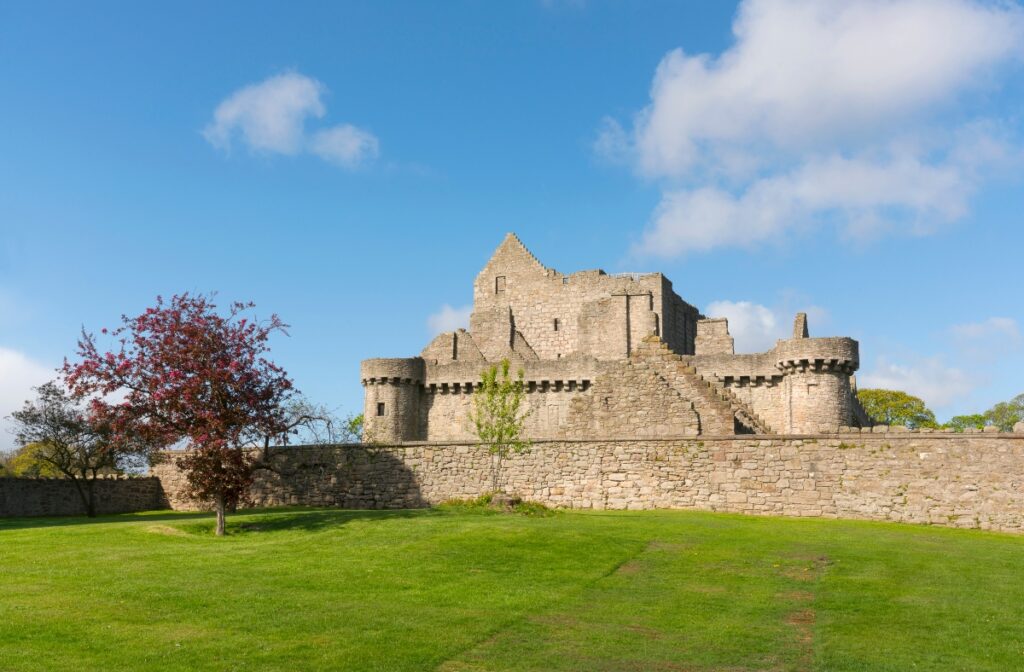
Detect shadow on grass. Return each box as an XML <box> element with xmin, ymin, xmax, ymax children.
<box><xmin>0</xmin><ymin>506</ymin><xmax>442</xmax><ymax>533</ymax></box>
<box><xmin>0</xmin><ymin>509</ymin><xmax>214</xmax><ymax>532</ymax></box>
<box><xmin>180</xmin><ymin>508</ymin><xmax>441</xmax><ymax>536</ymax></box>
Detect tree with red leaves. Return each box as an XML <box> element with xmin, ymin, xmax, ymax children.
<box><xmin>64</xmin><ymin>293</ymin><xmax>296</xmax><ymax>535</ymax></box>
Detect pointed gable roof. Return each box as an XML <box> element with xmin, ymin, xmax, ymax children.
<box><xmin>482</xmin><ymin>232</ymin><xmax>548</xmax><ymax>275</ymax></box>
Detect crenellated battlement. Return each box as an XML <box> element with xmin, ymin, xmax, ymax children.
<box><xmin>774</xmin><ymin>337</ymin><xmax>859</xmax><ymax>374</ymax></box>
<box><xmin>424</xmin><ymin>379</ymin><xmax>592</xmax><ymax>394</ymax></box>
<box><xmin>360</xmin><ymin>358</ymin><xmax>425</xmax><ymax>385</ymax></box>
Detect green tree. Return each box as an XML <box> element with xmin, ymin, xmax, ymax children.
<box><xmin>985</xmin><ymin>393</ymin><xmax>1024</xmax><ymax>432</ymax></box>
<box><xmin>8</xmin><ymin>381</ymin><xmax>151</xmax><ymax>516</ymax></box>
<box><xmin>469</xmin><ymin>359</ymin><xmax>531</xmax><ymax>493</ymax></box>
<box><xmin>345</xmin><ymin>414</ymin><xmax>364</xmax><ymax>442</ymax></box>
<box><xmin>857</xmin><ymin>389</ymin><xmax>938</xmax><ymax>429</ymax></box>
<box><xmin>5</xmin><ymin>442</ymin><xmax>64</xmax><ymax>478</ymax></box>
<box><xmin>942</xmin><ymin>414</ymin><xmax>987</xmax><ymax>432</ymax></box>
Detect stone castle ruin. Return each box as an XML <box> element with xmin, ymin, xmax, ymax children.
<box><xmin>142</xmin><ymin>233</ymin><xmax>1024</xmax><ymax>534</ymax></box>
<box><xmin>362</xmin><ymin>234</ymin><xmax>871</xmax><ymax>442</ymax></box>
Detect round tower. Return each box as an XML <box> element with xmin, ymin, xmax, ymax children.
<box><xmin>360</xmin><ymin>358</ymin><xmax>425</xmax><ymax>443</ymax></box>
<box><xmin>775</xmin><ymin>337</ymin><xmax>859</xmax><ymax>433</ymax></box>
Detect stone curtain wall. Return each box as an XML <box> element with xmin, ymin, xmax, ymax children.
<box><xmin>0</xmin><ymin>477</ymin><xmax>168</xmax><ymax>517</ymax></box>
<box><xmin>152</xmin><ymin>432</ymin><xmax>1024</xmax><ymax>534</ymax></box>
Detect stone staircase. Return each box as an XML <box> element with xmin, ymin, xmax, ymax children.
<box><xmin>633</xmin><ymin>336</ymin><xmax>774</xmax><ymax>435</ymax></box>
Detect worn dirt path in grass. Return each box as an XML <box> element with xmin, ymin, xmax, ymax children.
<box><xmin>780</xmin><ymin>554</ymin><xmax>831</xmax><ymax>672</ymax></box>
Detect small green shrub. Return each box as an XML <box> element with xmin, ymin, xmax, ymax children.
<box><xmin>437</xmin><ymin>492</ymin><xmax>555</xmax><ymax>517</ymax></box>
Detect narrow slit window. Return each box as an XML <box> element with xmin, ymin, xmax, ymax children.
<box><xmin>376</xmin><ymin>402</ymin><xmax>386</xmax><ymax>417</ymax></box>
<box><xmin>553</xmin><ymin>318</ymin><xmax>560</xmax><ymax>331</ymax></box>
<box><xmin>495</xmin><ymin>276</ymin><xmax>506</xmax><ymax>293</ymax></box>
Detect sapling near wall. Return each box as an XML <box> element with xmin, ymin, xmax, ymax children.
<box><xmin>469</xmin><ymin>359</ymin><xmax>531</xmax><ymax>493</ymax></box>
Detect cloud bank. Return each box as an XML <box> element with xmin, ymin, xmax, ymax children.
<box><xmin>860</xmin><ymin>316</ymin><xmax>1021</xmax><ymax>411</ymax></box>
<box><xmin>0</xmin><ymin>347</ymin><xmax>55</xmax><ymax>451</ymax></box>
<box><xmin>204</xmin><ymin>72</ymin><xmax>379</xmax><ymax>168</ymax></box>
<box><xmin>704</xmin><ymin>299</ymin><xmax>828</xmax><ymax>353</ymax></box>
<box><xmin>951</xmin><ymin>316</ymin><xmax>1020</xmax><ymax>343</ymax></box>
<box><xmin>859</xmin><ymin>357</ymin><xmax>975</xmax><ymax>408</ymax></box>
<box><xmin>599</xmin><ymin>0</ymin><xmax>1024</xmax><ymax>256</ymax></box>
<box><xmin>704</xmin><ymin>300</ymin><xmax>781</xmax><ymax>352</ymax></box>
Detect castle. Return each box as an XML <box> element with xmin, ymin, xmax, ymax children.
<box><xmin>145</xmin><ymin>233</ymin><xmax>1024</xmax><ymax>533</ymax></box>
<box><xmin>361</xmin><ymin>234</ymin><xmax>870</xmax><ymax>442</ymax></box>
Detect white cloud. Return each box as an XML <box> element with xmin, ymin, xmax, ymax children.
<box><xmin>203</xmin><ymin>72</ymin><xmax>379</xmax><ymax>168</ymax></box>
<box><xmin>708</xmin><ymin>299</ymin><xmax>835</xmax><ymax>352</ymax></box>
<box><xmin>427</xmin><ymin>304</ymin><xmax>472</xmax><ymax>336</ymax></box>
<box><xmin>703</xmin><ymin>299</ymin><xmax>827</xmax><ymax>352</ymax></box>
<box><xmin>949</xmin><ymin>316</ymin><xmax>1022</xmax><ymax>360</ymax></box>
<box><xmin>605</xmin><ymin>0</ymin><xmax>1024</xmax><ymax>255</ymax></box>
<box><xmin>0</xmin><ymin>347</ymin><xmax>55</xmax><ymax>451</ymax></box>
<box><xmin>704</xmin><ymin>300</ymin><xmax>781</xmax><ymax>352</ymax></box>
<box><xmin>636</xmin><ymin>149</ymin><xmax>973</xmax><ymax>256</ymax></box>
<box><xmin>203</xmin><ymin>73</ymin><xmax>325</xmax><ymax>154</ymax></box>
<box><xmin>630</xmin><ymin>0</ymin><xmax>1024</xmax><ymax>176</ymax></box>
<box><xmin>309</xmin><ymin>125</ymin><xmax>380</xmax><ymax>167</ymax></box>
<box><xmin>860</xmin><ymin>356</ymin><xmax>975</xmax><ymax>408</ymax></box>
<box><xmin>951</xmin><ymin>316</ymin><xmax>1020</xmax><ymax>342</ymax></box>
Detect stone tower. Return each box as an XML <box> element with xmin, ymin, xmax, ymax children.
<box><xmin>360</xmin><ymin>358</ymin><xmax>424</xmax><ymax>442</ymax></box>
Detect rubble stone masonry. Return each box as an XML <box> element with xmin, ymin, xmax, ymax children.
<box><xmin>364</xmin><ymin>234</ymin><xmax>872</xmax><ymax>443</ymax></box>
<box><xmin>0</xmin><ymin>477</ymin><xmax>167</xmax><ymax>517</ymax></box>
<box><xmin>152</xmin><ymin>430</ymin><xmax>1024</xmax><ymax>534</ymax></box>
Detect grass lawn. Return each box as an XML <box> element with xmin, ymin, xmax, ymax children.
<box><xmin>1</xmin><ymin>506</ymin><xmax>1023</xmax><ymax>671</ymax></box>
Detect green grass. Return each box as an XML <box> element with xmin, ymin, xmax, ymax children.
<box><xmin>1</xmin><ymin>507</ymin><xmax>1023</xmax><ymax>671</ymax></box>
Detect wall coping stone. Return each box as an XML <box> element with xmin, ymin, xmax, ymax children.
<box><xmin>156</xmin><ymin>431</ymin><xmax>1024</xmax><ymax>455</ymax></box>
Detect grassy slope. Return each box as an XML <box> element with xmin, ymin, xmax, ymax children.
<box><xmin>1</xmin><ymin>507</ymin><xmax>1022</xmax><ymax>672</ymax></box>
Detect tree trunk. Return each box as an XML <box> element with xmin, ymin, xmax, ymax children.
<box><xmin>492</xmin><ymin>453</ymin><xmax>501</xmax><ymax>493</ymax></box>
<box><xmin>85</xmin><ymin>479</ymin><xmax>97</xmax><ymax>518</ymax></box>
<box><xmin>69</xmin><ymin>476</ymin><xmax>96</xmax><ymax>518</ymax></box>
<box><xmin>215</xmin><ymin>495</ymin><xmax>226</xmax><ymax>537</ymax></box>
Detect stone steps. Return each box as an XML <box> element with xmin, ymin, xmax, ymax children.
<box><xmin>633</xmin><ymin>337</ymin><xmax>772</xmax><ymax>435</ymax></box>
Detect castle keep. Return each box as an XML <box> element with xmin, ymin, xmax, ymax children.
<box><xmin>362</xmin><ymin>234</ymin><xmax>870</xmax><ymax>442</ymax></box>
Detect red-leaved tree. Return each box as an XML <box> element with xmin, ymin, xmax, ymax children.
<box><xmin>64</xmin><ymin>293</ymin><xmax>295</xmax><ymax>535</ymax></box>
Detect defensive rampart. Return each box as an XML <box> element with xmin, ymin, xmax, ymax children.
<box><xmin>151</xmin><ymin>430</ymin><xmax>1024</xmax><ymax>534</ymax></box>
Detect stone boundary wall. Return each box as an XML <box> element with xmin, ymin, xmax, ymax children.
<box><xmin>151</xmin><ymin>432</ymin><xmax>1024</xmax><ymax>534</ymax></box>
<box><xmin>0</xmin><ymin>477</ymin><xmax>168</xmax><ymax>518</ymax></box>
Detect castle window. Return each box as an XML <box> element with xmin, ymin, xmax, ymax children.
<box><xmin>553</xmin><ymin>318</ymin><xmax>560</xmax><ymax>331</ymax></box>
<box><xmin>376</xmin><ymin>402</ymin><xmax>386</xmax><ymax>417</ymax></box>
<box><xmin>495</xmin><ymin>276</ymin><xmax>506</xmax><ymax>293</ymax></box>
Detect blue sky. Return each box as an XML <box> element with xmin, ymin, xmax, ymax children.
<box><xmin>1</xmin><ymin>0</ymin><xmax>1023</xmax><ymax>447</ymax></box>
